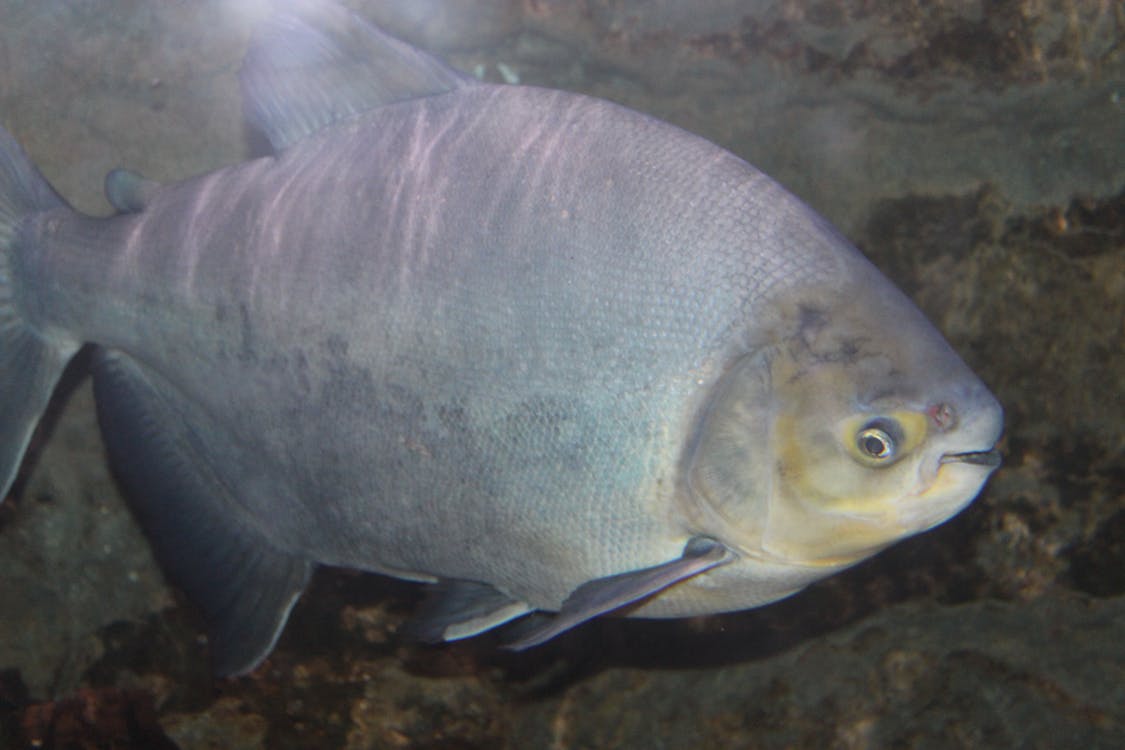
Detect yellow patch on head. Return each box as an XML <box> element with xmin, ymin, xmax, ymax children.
<box><xmin>766</xmin><ymin>410</ymin><xmax>926</xmax><ymax>564</ymax></box>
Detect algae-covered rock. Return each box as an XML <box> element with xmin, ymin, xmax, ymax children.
<box><xmin>0</xmin><ymin>1</ymin><xmax>1121</xmax><ymax>747</ymax></box>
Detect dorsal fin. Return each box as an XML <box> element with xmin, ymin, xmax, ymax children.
<box><xmin>239</xmin><ymin>0</ymin><xmax>474</xmax><ymax>152</ymax></box>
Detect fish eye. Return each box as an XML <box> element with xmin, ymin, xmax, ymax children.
<box><xmin>854</xmin><ymin>418</ymin><xmax>903</xmax><ymax>464</ymax></box>
<box><xmin>858</xmin><ymin>428</ymin><xmax>893</xmax><ymax>459</ymax></box>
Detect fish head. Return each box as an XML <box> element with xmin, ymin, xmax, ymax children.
<box><xmin>686</xmin><ymin>266</ymin><xmax>1004</xmax><ymax>572</ymax></box>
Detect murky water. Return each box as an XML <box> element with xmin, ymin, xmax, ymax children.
<box><xmin>1</xmin><ymin>1</ymin><xmax>1122</xmax><ymax>747</ymax></box>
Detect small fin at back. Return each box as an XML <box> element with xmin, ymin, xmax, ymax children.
<box><xmin>93</xmin><ymin>349</ymin><xmax>312</xmax><ymax>676</ymax></box>
<box><xmin>104</xmin><ymin>168</ymin><xmax>160</xmax><ymax>214</ymax></box>
<box><xmin>240</xmin><ymin>0</ymin><xmax>474</xmax><ymax>152</ymax></box>
<box><xmin>504</xmin><ymin>537</ymin><xmax>735</xmax><ymax>650</ymax></box>
<box><xmin>403</xmin><ymin>579</ymin><xmax>531</xmax><ymax>643</ymax></box>
<box><xmin>0</xmin><ymin>126</ymin><xmax>80</xmax><ymax>502</ymax></box>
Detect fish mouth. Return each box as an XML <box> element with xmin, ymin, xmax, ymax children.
<box><xmin>940</xmin><ymin>448</ymin><xmax>1002</xmax><ymax>468</ymax></box>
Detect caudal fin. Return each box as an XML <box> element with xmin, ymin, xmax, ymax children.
<box><xmin>0</xmin><ymin>127</ymin><xmax>81</xmax><ymax>501</ymax></box>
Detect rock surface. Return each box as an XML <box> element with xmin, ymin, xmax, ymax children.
<box><xmin>0</xmin><ymin>0</ymin><xmax>1122</xmax><ymax>747</ymax></box>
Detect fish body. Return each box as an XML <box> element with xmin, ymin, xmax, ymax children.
<box><xmin>0</xmin><ymin>2</ymin><xmax>1002</xmax><ymax>674</ymax></box>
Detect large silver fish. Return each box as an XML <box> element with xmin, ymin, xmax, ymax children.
<box><xmin>0</xmin><ymin>2</ymin><xmax>1002</xmax><ymax>675</ymax></box>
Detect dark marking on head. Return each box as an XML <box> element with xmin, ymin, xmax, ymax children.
<box><xmin>836</xmin><ymin>338</ymin><xmax>861</xmax><ymax>362</ymax></box>
<box><xmin>784</xmin><ymin>302</ymin><xmax>877</xmax><ymax>383</ymax></box>
<box><xmin>797</xmin><ymin>305</ymin><xmax>828</xmax><ymax>346</ymax></box>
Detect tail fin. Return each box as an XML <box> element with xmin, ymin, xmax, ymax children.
<box><xmin>0</xmin><ymin>127</ymin><xmax>81</xmax><ymax>501</ymax></box>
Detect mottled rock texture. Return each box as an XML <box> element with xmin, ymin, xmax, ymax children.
<box><xmin>0</xmin><ymin>1</ymin><xmax>1121</xmax><ymax>747</ymax></box>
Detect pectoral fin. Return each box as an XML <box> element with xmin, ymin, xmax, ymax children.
<box><xmin>505</xmin><ymin>536</ymin><xmax>735</xmax><ymax>650</ymax></box>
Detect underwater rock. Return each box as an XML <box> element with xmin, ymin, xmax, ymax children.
<box><xmin>0</xmin><ymin>0</ymin><xmax>1120</xmax><ymax>747</ymax></box>
<box><xmin>508</xmin><ymin>591</ymin><xmax>1125</xmax><ymax>749</ymax></box>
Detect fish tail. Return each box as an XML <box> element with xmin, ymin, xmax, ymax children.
<box><xmin>0</xmin><ymin>126</ymin><xmax>81</xmax><ymax>501</ymax></box>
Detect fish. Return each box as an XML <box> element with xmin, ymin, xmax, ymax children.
<box><xmin>0</xmin><ymin>1</ymin><xmax>1003</xmax><ymax>676</ymax></box>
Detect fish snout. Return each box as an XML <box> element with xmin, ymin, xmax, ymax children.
<box><xmin>929</xmin><ymin>376</ymin><xmax>1004</xmax><ymax>450</ymax></box>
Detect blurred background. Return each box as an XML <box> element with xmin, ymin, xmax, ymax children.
<box><xmin>0</xmin><ymin>1</ymin><xmax>1122</xmax><ymax>747</ymax></box>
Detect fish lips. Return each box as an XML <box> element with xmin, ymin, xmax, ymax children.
<box><xmin>940</xmin><ymin>448</ymin><xmax>1003</xmax><ymax>468</ymax></box>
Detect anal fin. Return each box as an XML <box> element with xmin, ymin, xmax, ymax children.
<box><xmin>93</xmin><ymin>349</ymin><xmax>311</xmax><ymax>676</ymax></box>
